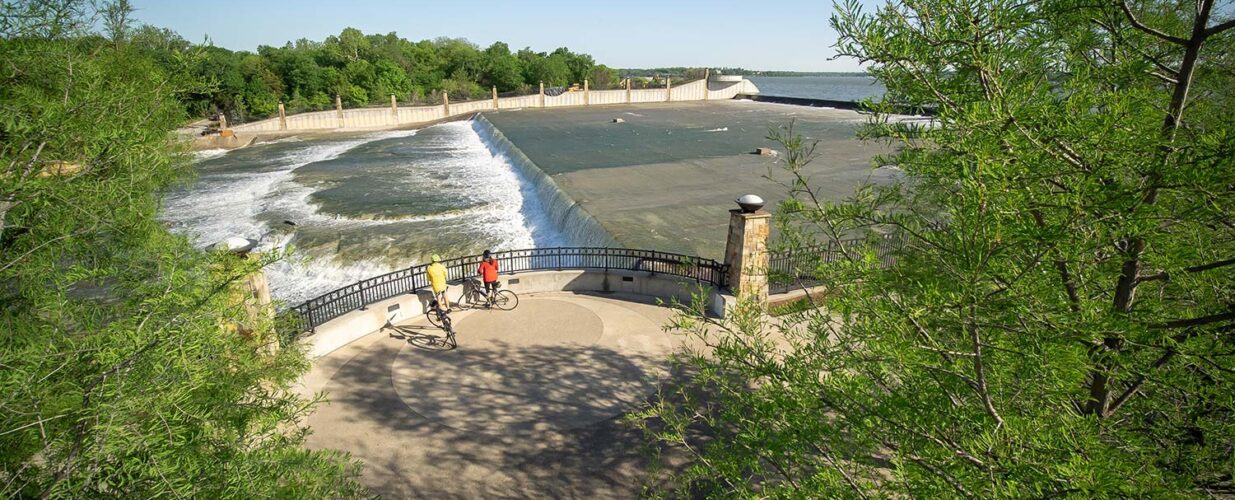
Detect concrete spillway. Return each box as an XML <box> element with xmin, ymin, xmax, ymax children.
<box><xmin>469</xmin><ymin>115</ymin><xmax>617</xmax><ymax>248</ymax></box>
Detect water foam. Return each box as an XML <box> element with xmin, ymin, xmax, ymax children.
<box><xmin>164</xmin><ymin>130</ymin><xmax>420</xmax><ymax>304</ymax></box>
<box><xmin>163</xmin><ymin>123</ymin><xmax>592</xmax><ymax>307</ymax></box>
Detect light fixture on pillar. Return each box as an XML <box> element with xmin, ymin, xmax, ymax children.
<box><xmin>736</xmin><ymin>194</ymin><xmax>765</xmax><ymax>213</ymax></box>
<box><xmin>216</xmin><ymin>236</ymin><xmax>258</xmax><ymax>255</ymax></box>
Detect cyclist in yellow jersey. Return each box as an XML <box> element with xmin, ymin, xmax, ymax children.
<box><xmin>426</xmin><ymin>254</ymin><xmax>449</xmax><ymax>312</ymax></box>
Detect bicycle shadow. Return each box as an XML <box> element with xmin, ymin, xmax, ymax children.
<box><xmin>385</xmin><ymin>322</ymin><xmax>455</xmax><ymax>352</ymax></box>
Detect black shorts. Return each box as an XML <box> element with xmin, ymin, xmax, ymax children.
<box><xmin>484</xmin><ymin>280</ymin><xmax>498</xmax><ymax>294</ymax></box>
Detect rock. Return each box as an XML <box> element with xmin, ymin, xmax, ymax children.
<box><xmin>612</xmin><ymin>118</ymin><xmax>625</xmax><ymax>123</ymax></box>
<box><xmin>755</xmin><ymin>147</ymin><xmax>775</xmax><ymax>156</ymax></box>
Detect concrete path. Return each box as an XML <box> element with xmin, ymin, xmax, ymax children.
<box><xmin>299</xmin><ymin>291</ymin><xmax>697</xmax><ymax>498</ymax></box>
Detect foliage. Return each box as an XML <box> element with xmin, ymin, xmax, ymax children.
<box><xmin>128</xmin><ymin>24</ymin><xmax>610</xmax><ymax>122</ymax></box>
<box><xmin>638</xmin><ymin>0</ymin><xmax>1234</xmax><ymax>497</ymax></box>
<box><xmin>0</xmin><ymin>2</ymin><xmax>366</xmax><ymax>496</ymax></box>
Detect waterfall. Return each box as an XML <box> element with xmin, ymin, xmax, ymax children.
<box><xmin>470</xmin><ymin>114</ymin><xmax>618</xmax><ymax>248</ymax></box>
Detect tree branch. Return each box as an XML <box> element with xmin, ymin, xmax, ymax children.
<box><xmin>1147</xmin><ymin>310</ymin><xmax>1235</xmax><ymax>330</ymax></box>
<box><xmin>1203</xmin><ymin>17</ymin><xmax>1235</xmax><ymax>37</ymax></box>
<box><xmin>1119</xmin><ymin>1</ymin><xmax>1189</xmax><ymax>45</ymax></box>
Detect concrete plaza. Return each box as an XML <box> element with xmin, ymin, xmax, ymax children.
<box><xmin>299</xmin><ymin>291</ymin><xmax>702</xmax><ymax>497</ymax></box>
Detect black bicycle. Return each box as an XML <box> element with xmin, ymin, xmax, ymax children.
<box><xmin>459</xmin><ymin>277</ymin><xmax>518</xmax><ymax>310</ymax></box>
<box><xmin>420</xmin><ymin>300</ymin><xmax>457</xmax><ymax>349</ymax></box>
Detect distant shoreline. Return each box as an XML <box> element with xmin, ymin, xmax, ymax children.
<box><xmin>619</xmin><ymin>69</ymin><xmax>871</xmax><ymax>78</ymax></box>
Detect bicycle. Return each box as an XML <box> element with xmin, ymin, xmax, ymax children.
<box><xmin>421</xmin><ymin>300</ymin><xmax>457</xmax><ymax>349</ymax></box>
<box><xmin>459</xmin><ymin>277</ymin><xmax>518</xmax><ymax>310</ymax></box>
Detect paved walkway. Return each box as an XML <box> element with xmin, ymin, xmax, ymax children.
<box><xmin>299</xmin><ymin>291</ymin><xmax>698</xmax><ymax>498</ymax></box>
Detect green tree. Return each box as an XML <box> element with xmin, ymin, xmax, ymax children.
<box><xmin>481</xmin><ymin>41</ymin><xmax>522</xmax><ymax>92</ymax></box>
<box><xmin>0</xmin><ymin>2</ymin><xmax>366</xmax><ymax>496</ymax></box>
<box><xmin>639</xmin><ymin>0</ymin><xmax>1235</xmax><ymax>496</ymax></box>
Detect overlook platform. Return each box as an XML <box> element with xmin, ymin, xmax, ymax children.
<box><xmin>299</xmin><ymin>291</ymin><xmax>703</xmax><ymax>497</ymax></box>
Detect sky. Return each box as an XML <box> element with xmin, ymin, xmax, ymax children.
<box><xmin>129</xmin><ymin>0</ymin><xmax>874</xmax><ymax>72</ymax></box>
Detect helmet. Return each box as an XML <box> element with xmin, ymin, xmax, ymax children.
<box><xmin>482</xmin><ymin>250</ymin><xmax>492</xmax><ymax>259</ymax></box>
<box><xmin>431</xmin><ymin>254</ymin><xmax>441</xmax><ymax>262</ymax></box>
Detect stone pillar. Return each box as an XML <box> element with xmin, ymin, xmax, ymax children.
<box><xmin>584</xmin><ymin>79</ymin><xmax>590</xmax><ymax>105</ymax></box>
<box><xmin>390</xmin><ymin>94</ymin><xmax>398</xmax><ymax>124</ymax></box>
<box><xmin>626</xmin><ymin>78</ymin><xmax>632</xmax><ymax>104</ymax></box>
<box><xmin>335</xmin><ymin>94</ymin><xmax>344</xmax><ymax>128</ymax></box>
<box><xmin>492</xmin><ymin>86</ymin><xmax>499</xmax><ymax>110</ymax></box>
<box><xmin>277</xmin><ymin>102</ymin><xmax>287</xmax><ymax>130</ymax></box>
<box><xmin>443</xmin><ymin>91</ymin><xmax>450</xmax><ymax>116</ymax></box>
<box><xmin>722</xmin><ymin>205</ymin><xmax>771</xmax><ymax>307</ymax></box>
<box><xmin>703</xmin><ymin>68</ymin><xmax>710</xmax><ymax>101</ymax></box>
<box><xmin>539</xmin><ymin>81</ymin><xmax>545</xmax><ymax>108</ymax></box>
<box><xmin>218</xmin><ymin>112</ymin><xmax>228</xmax><ymax>132</ymax></box>
<box><xmin>218</xmin><ymin>237</ymin><xmax>277</xmax><ymax>352</ymax></box>
<box><xmin>666</xmin><ymin>77</ymin><xmax>672</xmax><ymax>102</ymax></box>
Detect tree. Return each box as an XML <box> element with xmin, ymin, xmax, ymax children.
<box><xmin>0</xmin><ymin>2</ymin><xmax>366</xmax><ymax>496</ymax></box>
<box><xmin>639</xmin><ymin>0</ymin><xmax>1235</xmax><ymax>496</ymax></box>
<box><xmin>481</xmin><ymin>41</ymin><xmax>522</xmax><ymax>92</ymax></box>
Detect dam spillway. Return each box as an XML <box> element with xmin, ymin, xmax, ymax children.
<box><xmin>480</xmin><ymin>99</ymin><xmax>900</xmax><ymax>259</ymax></box>
<box><xmin>165</xmin><ymin>99</ymin><xmax>896</xmax><ymax>304</ymax></box>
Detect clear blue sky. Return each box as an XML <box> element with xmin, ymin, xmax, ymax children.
<box><xmin>130</xmin><ymin>0</ymin><xmax>874</xmax><ymax>72</ymax></box>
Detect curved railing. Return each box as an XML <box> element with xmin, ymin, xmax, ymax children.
<box><xmin>283</xmin><ymin>247</ymin><xmax>728</xmax><ymax>334</ymax></box>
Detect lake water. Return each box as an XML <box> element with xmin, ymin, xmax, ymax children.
<box><xmin>747</xmin><ymin>75</ymin><xmax>885</xmax><ymax>101</ymax></box>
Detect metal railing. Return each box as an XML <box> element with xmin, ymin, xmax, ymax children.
<box><xmin>768</xmin><ymin>234</ymin><xmax>901</xmax><ymax>293</ymax></box>
<box><xmin>282</xmin><ymin>247</ymin><xmax>727</xmax><ymax>334</ymax></box>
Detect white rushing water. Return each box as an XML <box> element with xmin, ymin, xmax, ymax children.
<box><xmin>163</xmin><ymin>121</ymin><xmax>576</xmax><ymax>306</ymax></box>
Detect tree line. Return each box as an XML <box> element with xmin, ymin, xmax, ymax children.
<box><xmin>125</xmin><ymin>25</ymin><xmax>624</xmax><ymax>124</ymax></box>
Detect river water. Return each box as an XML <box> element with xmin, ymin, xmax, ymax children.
<box><xmin>163</xmin><ymin>122</ymin><xmax>573</xmax><ymax>306</ymax></box>
<box><xmin>164</xmin><ymin>77</ymin><xmax>889</xmax><ymax>306</ymax></box>
<box><xmin>747</xmin><ymin>75</ymin><xmax>885</xmax><ymax>101</ymax></box>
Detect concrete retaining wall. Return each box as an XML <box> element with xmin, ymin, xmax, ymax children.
<box><xmin>228</xmin><ymin>78</ymin><xmax>760</xmax><ymax>135</ymax></box>
<box><xmin>302</xmin><ymin>269</ymin><xmax>729</xmax><ymax>358</ymax></box>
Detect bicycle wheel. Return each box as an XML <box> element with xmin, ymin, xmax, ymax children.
<box><xmin>426</xmin><ymin>308</ymin><xmax>443</xmax><ymax>328</ymax></box>
<box><xmin>442</xmin><ymin>316</ymin><xmax>457</xmax><ymax>349</ymax></box>
<box><xmin>458</xmin><ymin>289</ymin><xmax>478</xmax><ymax>309</ymax></box>
<box><xmin>493</xmin><ymin>290</ymin><xmax>518</xmax><ymax>310</ymax></box>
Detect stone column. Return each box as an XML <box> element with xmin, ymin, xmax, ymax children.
<box><xmin>626</xmin><ymin>78</ymin><xmax>632</xmax><ymax>104</ymax></box>
<box><xmin>492</xmin><ymin>86</ymin><xmax>499</xmax><ymax>110</ymax></box>
<box><xmin>390</xmin><ymin>94</ymin><xmax>398</xmax><ymax>124</ymax></box>
<box><xmin>722</xmin><ymin>204</ymin><xmax>771</xmax><ymax>307</ymax></box>
<box><xmin>335</xmin><ymin>94</ymin><xmax>344</xmax><ymax>128</ymax></box>
<box><xmin>277</xmin><ymin>102</ymin><xmax>287</xmax><ymax>130</ymax></box>
<box><xmin>218</xmin><ymin>112</ymin><xmax>228</xmax><ymax>132</ymax></box>
<box><xmin>218</xmin><ymin>237</ymin><xmax>277</xmax><ymax>352</ymax></box>
<box><xmin>539</xmin><ymin>81</ymin><xmax>545</xmax><ymax>108</ymax></box>
<box><xmin>703</xmin><ymin>68</ymin><xmax>710</xmax><ymax>101</ymax></box>
<box><xmin>584</xmin><ymin>79</ymin><xmax>590</xmax><ymax>105</ymax></box>
<box><xmin>443</xmin><ymin>91</ymin><xmax>450</xmax><ymax>116</ymax></box>
<box><xmin>666</xmin><ymin>77</ymin><xmax>672</xmax><ymax>102</ymax></box>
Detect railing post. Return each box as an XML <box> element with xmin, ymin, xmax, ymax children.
<box><xmin>666</xmin><ymin>77</ymin><xmax>672</xmax><ymax>102</ymax></box>
<box><xmin>703</xmin><ymin>68</ymin><xmax>710</xmax><ymax>101</ymax></box>
<box><xmin>626</xmin><ymin>78</ymin><xmax>632</xmax><ymax>104</ymax></box>
<box><xmin>584</xmin><ymin>79</ymin><xmax>590</xmax><ymax>105</ymax></box>
<box><xmin>492</xmin><ymin>86</ymin><xmax>499</xmax><ymax>110</ymax></box>
<box><xmin>443</xmin><ymin>91</ymin><xmax>450</xmax><ymax>116</ymax></box>
<box><xmin>335</xmin><ymin>94</ymin><xmax>344</xmax><ymax>128</ymax></box>
<box><xmin>390</xmin><ymin>94</ymin><xmax>398</xmax><ymax>124</ymax></box>
<box><xmin>539</xmin><ymin>81</ymin><xmax>545</xmax><ymax>108</ymax></box>
<box><xmin>278</xmin><ymin>101</ymin><xmax>287</xmax><ymax>130</ymax></box>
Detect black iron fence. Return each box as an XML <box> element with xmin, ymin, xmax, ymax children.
<box><xmin>768</xmin><ymin>234</ymin><xmax>901</xmax><ymax>293</ymax></box>
<box><xmin>282</xmin><ymin>247</ymin><xmax>727</xmax><ymax>335</ymax></box>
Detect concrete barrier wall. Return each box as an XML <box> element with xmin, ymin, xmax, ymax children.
<box><xmin>301</xmin><ymin>269</ymin><xmax>728</xmax><ymax>358</ymax></box>
<box><xmin>229</xmin><ymin>78</ymin><xmax>759</xmax><ymax>134</ymax></box>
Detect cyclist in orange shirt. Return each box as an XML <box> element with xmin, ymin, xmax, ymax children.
<box><xmin>477</xmin><ymin>249</ymin><xmax>500</xmax><ymax>307</ymax></box>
